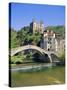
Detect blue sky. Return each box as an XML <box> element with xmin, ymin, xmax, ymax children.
<box><xmin>10</xmin><ymin>3</ymin><xmax>65</xmax><ymax>31</ymax></box>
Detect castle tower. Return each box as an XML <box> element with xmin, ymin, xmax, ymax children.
<box><xmin>30</xmin><ymin>19</ymin><xmax>38</xmax><ymax>33</ymax></box>
<box><xmin>39</xmin><ymin>20</ymin><xmax>44</xmax><ymax>34</ymax></box>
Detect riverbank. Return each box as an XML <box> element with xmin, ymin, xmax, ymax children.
<box><xmin>10</xmin><ymin>60</ymin><xmax>65</xmax><ymax>72</ymax></box>
<box><xmin>11</xmin><ymin>63</ymin><xmax>53</xmax><ymax>72</ymax></box>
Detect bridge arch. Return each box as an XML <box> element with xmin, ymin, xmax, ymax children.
<box><xmin>11</xmin><ymin>45</ymin><xmax>48</xmax><ymax>56</ymax></box>
<box><xmin>10</xmin><ymin>45</ymin><xmax>55</xmax><ymax>63</ymax></box>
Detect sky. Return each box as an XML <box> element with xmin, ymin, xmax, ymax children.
<box><xmin>9</xmin><ymin>3</ymin><xmax>65</xmax><ymax>31</ymax></box>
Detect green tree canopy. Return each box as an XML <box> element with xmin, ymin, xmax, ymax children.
<box><xmin>9</xmin><ymin>28</ymin><xmax>19</xmax><ymax>48</ymax></box>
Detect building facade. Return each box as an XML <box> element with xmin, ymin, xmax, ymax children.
<box><xmin>40</xmin><ymin>30</ymin><xmax>56</xmax><ymax>51</ymax></box>
<box><xmin>40</xmin><ymin>30</ymin><xmax>65</xmax><ymax>53</ymax></box>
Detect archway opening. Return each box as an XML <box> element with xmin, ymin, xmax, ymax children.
<box><xmin>11</xmin><ymin>49</ymin><xmax>43</xmax><ymax>64</ymax></box>
<box><xmin>43</xmin><ymin>53</ymin><xmax>51</xmax><ymax>63</ymax></box>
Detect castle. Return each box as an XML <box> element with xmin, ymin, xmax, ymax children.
<box><xmin>30</xmin><ymin>20</ymin><xmax>44</xmax><ymax>34</ymax></box>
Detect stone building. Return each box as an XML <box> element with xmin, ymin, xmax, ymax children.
<box><xmin>30</xmin><ymin>20</ymin><xmax>44</xmax><ymax>34</ymax></box>
<box><xmin>58</xmin><ymin>39</ymin><xmax>65</xmax><ymax>54</ymax></box>
<box><xmin>40</xmin><ymin>29</ymin><xmax>65</xmax><ymax>53</ymax></box>
<box><xmin>40</xmin><ymin>30</ymin><xmax>56</xmax><ymax>51</ymax></box>
<box><xmin>55</xmin><ymin>33</ymin><xmax>65</xmax><ymax>54</ymax></box>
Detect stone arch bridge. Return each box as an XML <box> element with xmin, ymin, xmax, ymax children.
<box><xmin>10</xmin><ymin>45</ymin><xmax>59</xmax><ymax>63</ymax></box>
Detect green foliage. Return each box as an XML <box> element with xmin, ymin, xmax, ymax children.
<box><xmin>10</xmin><ymin>29</ymin><xmax>20</xmax><ymax>48</ymax></box>
<box><xmin>32</xmin><ymin>32</ymin><xmax>41</xmax><ymax>43</ymax></box>
<box><xmin>17</xmin><ymin>27</ymin><xmax>30</xmax><ymax>45</ymax></box>
<box><xmin>59</xmin><ymin>52</ymin><xmax>65</xmax><ymax>62</ymax></box>
<box><xmin>17</xmin><ymin>28</ymin><xmax>41</xmax><ymax>46</ymax></box>
<box><xmin>11</xmin><ymin>54</ymin><xmax>26</xmax><ymax>64</ymax></box>
<box><xmin>11</xmin><ymin>52</ymin><xmax>35</xmax><ymax>64</ymax></box>
<box><xmin>26</xmin><ymin>51</ymin><xmax>33</xmax><ymax>60</ymax></box>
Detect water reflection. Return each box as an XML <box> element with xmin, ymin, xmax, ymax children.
<box><xmin>11</xmin><ymin>66</ymin><xmax>65</xmax><ymax>87</ymax></box>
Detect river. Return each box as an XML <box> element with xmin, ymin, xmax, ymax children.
<box><xmin>11</xmin><ymin>65</ymin><xmax>65</xmax><ymax>87</ymax></box>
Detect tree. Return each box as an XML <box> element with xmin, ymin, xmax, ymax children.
<box><xmin>17</xmin><ymin>26</ymin><xmax>30</xmax><ymax>45</ymax></box>
<box><xmin>59</xmin><ymin>52</ymin><xmax>65</xmax><ymax>62</ymax></box>
<box><xmin>10</xmin><ymin>28</ymin><xmax>19</xmax><ymax>48</ymax></box>
<box><xmin>17</xmin><ymin>27</ymin><xmax>42</xmax><ymax>46</ymax></box>
<box><xmin>32</xmin><ymin>31</ymin><xmax>41</xmax><ymax>45</ymax></box>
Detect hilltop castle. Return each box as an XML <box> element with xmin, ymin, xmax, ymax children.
<box><xmin>30</xmin><ymin>19</ymin><xmax>44</xmax><ymax>34</ymax></box>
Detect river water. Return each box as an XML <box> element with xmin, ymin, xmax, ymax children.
<box><xmin>11</xmin><ymin>65</ymin><xmax>65</xmax><ymax>87</ymax></box>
